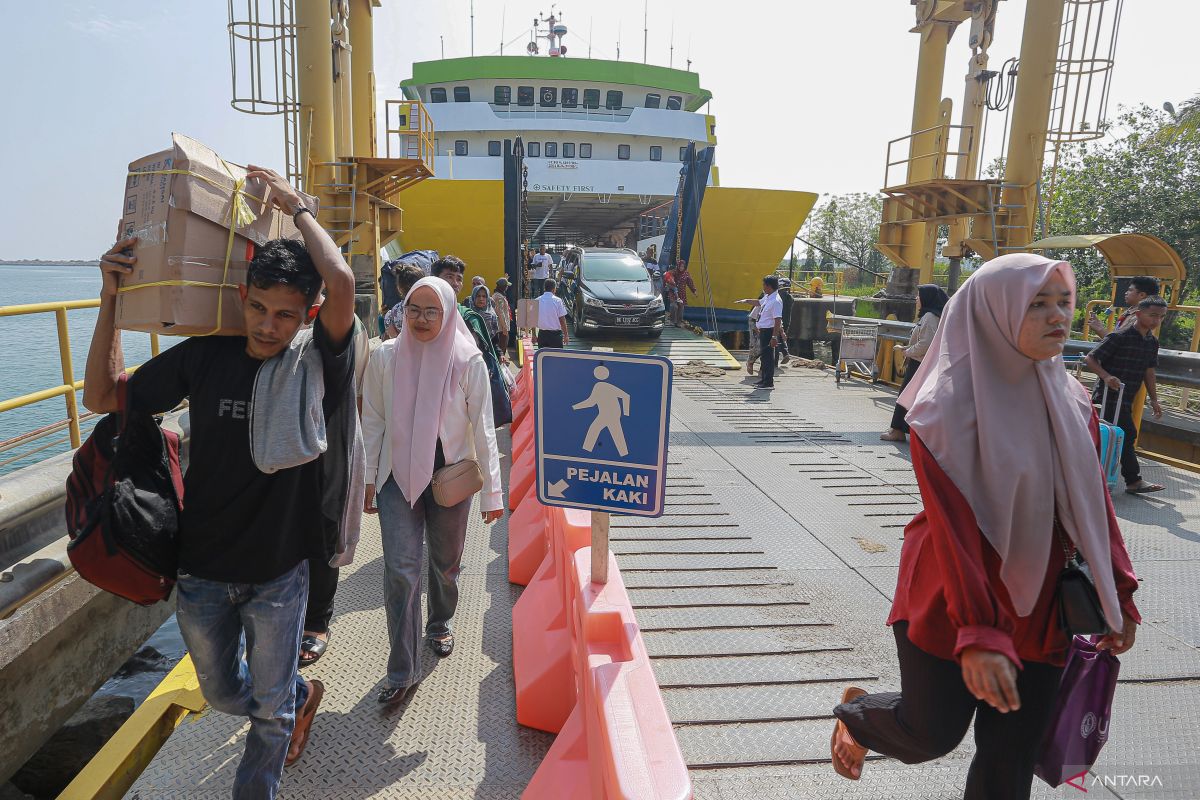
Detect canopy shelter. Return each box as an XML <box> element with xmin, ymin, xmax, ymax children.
<box><xmin>1028</xmin><ymin>233</ymin><xmax>1187</xmax><ymax>304</ymax></box>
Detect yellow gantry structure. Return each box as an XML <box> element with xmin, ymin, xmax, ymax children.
<box><xmin>291</xmin><ymin>0</ymin><xmax>433</xmax><ymax>316</ymax></box>
<box><xmin>877</xmin><ymin>0</ymin><xmax>1079</xmax><ymax>285</ymax></box>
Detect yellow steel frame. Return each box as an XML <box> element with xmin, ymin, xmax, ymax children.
<box><xmin>57</xmin><ymin>657</ymin><xmax>205</xmax><ymax>800</ymax></box>
<box><xmin>383</xmin><ymin>99</ymin><xmax>436</xmax><ymax>168</ymax></box>
<box><xmin>0</xmin><ymin>300</ymin><xmax>159</xmax><ymax>451</ymax></box>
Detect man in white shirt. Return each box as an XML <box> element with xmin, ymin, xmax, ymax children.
<box><xmin>529</xmin><ymin>246</ymin><xmax>554</xmax><ymax>298</ymax></box>
<box><xmin>755</xmin><ymin>275</ymin><xmax>784</xmax><ymax>389</ymax></box>
<box><xmin>535</xmin><ymin>279</ymin><xmax>570</xmax><ymax>349</ymax></box>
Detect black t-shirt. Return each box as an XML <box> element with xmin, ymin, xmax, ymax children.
<box><xmin>128</xmin><ymin>320</ymin><xmax>354</xmax><ymax>583</ymax></box>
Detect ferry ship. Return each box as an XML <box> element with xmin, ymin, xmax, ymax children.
<box><xmin>394</xmin><ymin>12</ymin><xmax>817</xmax><ymax>326</ymax></box>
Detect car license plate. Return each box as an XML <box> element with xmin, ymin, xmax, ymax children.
<box><xmin>616</xmin><ymin>316</ymin><xmax>639</xmax><ymax>324</ymax></box>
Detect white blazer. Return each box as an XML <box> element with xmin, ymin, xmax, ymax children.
<box><xmin>361</xmin><ymin>339</ymin><xmax>504</xmax><ymax>512</ymax></box>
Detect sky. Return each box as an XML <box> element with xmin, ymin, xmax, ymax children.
<box><xmin>1</xmin><ymin>1</ymin><xmax>1196</xmax><ymax>260</ymax></box>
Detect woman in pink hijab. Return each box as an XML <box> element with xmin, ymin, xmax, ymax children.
<box><xmin>360</xmin><ymin>277</ymin><xmax>504</xmax><ymax>707</ymax></box>
<box><xmin>830</xmin><ymin>255</ymin><xmax>1141</xmax><ymax>798</ymax></box>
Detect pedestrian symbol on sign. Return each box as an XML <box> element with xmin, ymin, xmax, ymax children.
<box><xmin>572</xmin><ymin>366</ymin><xmax>631</xmax><ymax>457</ymax></box>
<box><xmin>535</xmin><ymin>349</ymin><xmax>673</xmax><ymax>517</ymax></box>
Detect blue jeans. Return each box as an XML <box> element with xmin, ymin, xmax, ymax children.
<box><xmin>176</xmin><ymin>561</ymin><xmax>310</xmax><ymax>800</ymax></box>
<box><xmin>377</xmin><ymin>477</ymin><xmax>472</xmax><ymax>689</ymax></box>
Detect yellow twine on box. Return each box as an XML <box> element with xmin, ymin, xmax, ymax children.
<box><xmin>118</xmin><ymin>163</ymin><xmax>263</xmax><ymax>336</ymax></box>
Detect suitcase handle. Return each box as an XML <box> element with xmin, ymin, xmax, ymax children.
<box><xmin>1100</xmin><ymin>380</ymin><xmax>1125</xmax><ymax>425</ymax></box>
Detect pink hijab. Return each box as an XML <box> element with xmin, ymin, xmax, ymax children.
<box><xmin>899</xmin><ymin>253</ymin><xmax>1123</xmax><ymax>630</ymax></box>
<box><xmin>390</xmin><ymin>277</ymin><xmax>480</xmax><ymax>507</ymax></box>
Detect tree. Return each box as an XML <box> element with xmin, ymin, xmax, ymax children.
<box><xmin>801</xmin><ymin>192</ymin><xmax>896</xmax><ymax>281</ymax></box>
<box><xmin>1160</xmin><ymin>93</ymin><xmax>1200</xmax><ymax>141</ymax></box>
<box><xmin>1048</xmin><ymin>104</ymin><xmax>1199</xmax><ymax>294</ymax></box>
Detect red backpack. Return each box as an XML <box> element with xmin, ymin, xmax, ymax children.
<box><xmin>65</xmin><ymin>375</ymin><xmax>184</xmax><ymax>605</ymax></box>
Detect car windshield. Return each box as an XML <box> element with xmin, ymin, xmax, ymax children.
<box><xmin>582</xmin><ymin>254</ymin><xmax>650</xmax><ymax>282</ymax></box>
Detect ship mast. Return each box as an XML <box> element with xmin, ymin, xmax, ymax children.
<box><xmin>529</xmin><ymin>6</ymin><xmax>569</xmax><ymax>57</ymax></box>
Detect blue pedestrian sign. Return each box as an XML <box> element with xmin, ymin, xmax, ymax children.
<box><xmin>535</xmin><ymin>349</ymin><xmax>673</xmax><ymax>517</ymax></box>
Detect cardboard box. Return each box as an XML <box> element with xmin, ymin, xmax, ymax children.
<box><xmin>116</xmin><ymin>133</ymin><xmax>317</xmax><ymax>336</ymax></box>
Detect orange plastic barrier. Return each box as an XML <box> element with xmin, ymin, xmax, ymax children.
<box><xmin>512</xmin><ymin>385</ymin><xmax>532</xmax><ymax>431</ymax></box>
<box><xmin>522</xmin><ymin>550</ymin><xmax>692</xmax><ymax>800</ymax></box>
<box><xmin>507</xmin><ymin>489</ymin><xmax>550</xmax><ymax>586</ymax></box>
<box><xmin>508</xmin><ymin>446</ymin><xmax>536</xmax><ymax>511</ymax></box>
<box><xmin>513</xmin><ymin>507</ymin><xmax>592</xmax><ymax>732</ymax></box>
<box><xmin>511</xmin><ymin>410</ymin><xmax>534</xmax><ymax>456</ymax></box>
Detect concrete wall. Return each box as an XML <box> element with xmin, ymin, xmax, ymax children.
<box><xmin>0</xmin><ymin>411</ymin><xmax>187</xmax><ymax>782</ymax></box>
<box><xmin>0</xmin><ymin>572</ymin><xmax>173</xmax><ymax>782</ymax></box>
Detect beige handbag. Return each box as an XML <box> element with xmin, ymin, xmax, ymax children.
<box><xmin>431</xmin><ymin>460</ymin><xmax>484</xmax><ymax>507</ymax></box>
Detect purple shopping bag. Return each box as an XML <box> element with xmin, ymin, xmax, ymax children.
<box><xmin>1035</xmin><ymin>636</ymin><xmax>1120</xmax><ymax>787</ymax></box>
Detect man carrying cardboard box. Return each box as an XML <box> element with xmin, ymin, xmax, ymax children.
<box><xmin>84</xmin><ymin>165</ymin><xmax>358</xmax><ymax>798</ymax></box>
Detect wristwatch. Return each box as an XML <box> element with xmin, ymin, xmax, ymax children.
<box><xmin>293</xmin><ymin>204</ymin><xmax>313</xmax><ymax>222</ymax></box>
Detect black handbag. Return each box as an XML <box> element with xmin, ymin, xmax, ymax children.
<box><xmin>1055</xmin><ymin>525</ymin><xmax>1111</xmax><ymax>637</ymax></box>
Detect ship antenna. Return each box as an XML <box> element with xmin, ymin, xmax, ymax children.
<box><xmin>470</xmin><ymin>0</ymin><xmax>475</xmax><ymax>57</ymax></box>
<box><xmin>617</xmin><ymin>21</ymin><xmax>621</xmax><ymax>61</ymax></box>
<box><xmin>669</xmin><ymin>20</ymin><xmax>674</xmax><ymax>68</ymax></box>
<box><xmin>500</xmin><ymin>5</ymin><xmax>506</xmax><ymax>55</ymax></box>
<box><xmin>643</xmin><ymin>0</ymin><xmax>649</xmax><ymax>64</ymax></box>
<box><xmin>440</xmin><ymin>34</ymin><xmax>445</xmax><ymax>59</ymax></box>
<box><xmin>588</xmin><ymin>17</ymin><xmax>592</xmax><ymax>59</ymax></box>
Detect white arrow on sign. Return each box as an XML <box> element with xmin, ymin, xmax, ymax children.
<box><xmin>548</xmin><ymin>479</ymin><xmax>569</xmax><ymax>498</ymax></box>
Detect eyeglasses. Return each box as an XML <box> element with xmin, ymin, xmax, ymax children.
<box><xmin>404</xmin><ymin>305</ymin><xmax>444</xmax><ymax>322</ymax></box>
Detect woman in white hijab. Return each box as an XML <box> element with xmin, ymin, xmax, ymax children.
<box><xmin>361</xmin><ymin>277</ymin><xmax>504</xmax><ymax>707</ymax></box>
<box><xmin>830</xmin><ymin>255</ymin><xmax>1141</xmax><ymax>798</ymax></box>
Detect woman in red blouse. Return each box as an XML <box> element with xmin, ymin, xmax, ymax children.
<box><xmin>830</xmin><ymin>254</ymin><xmax>1140</xmax><ymax>799</ymax></box>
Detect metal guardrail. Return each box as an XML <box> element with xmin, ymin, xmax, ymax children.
<box><xmin>0</xmin><ymin>299</ymin><xmax>159</xmax><ymax>453</ymax></box>
<box><xmin>384</xmin><ymin>99</ymin><xmax>436</xmax><ymax>169</ymax></box>
<box><xmin>826</xmin><ymin>313</ymin><xmax>1200</xmax><ymax>391</ymax></box>
<box><xmin>883</xmin><ymin>122</ymin><xmax>976</xmax><ymax>188</ymax></box>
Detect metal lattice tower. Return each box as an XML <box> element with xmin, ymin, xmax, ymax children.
<box><xmin>227</xmin><ymin>0</ymin><xmax>302</xmax><ymax>186</ymax></box>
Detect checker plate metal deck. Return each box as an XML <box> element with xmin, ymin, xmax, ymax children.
<box><xmin>129</xmin><ymin>352</ymin><xmax>1200</xmax><ymax>798</ymax></box>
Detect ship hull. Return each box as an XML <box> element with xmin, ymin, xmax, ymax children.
<box><xmin>395</xmin><ymin>181</ymin><xmax>816</xmax><ymax>328</ymax></box>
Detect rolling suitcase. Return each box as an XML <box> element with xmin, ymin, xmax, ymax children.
<box><xmin>1097</xmin><ymin>382</ymin><xmax>1125</xmax><ymax>492</ymax></box>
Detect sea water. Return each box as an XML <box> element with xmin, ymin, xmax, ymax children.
<box><xmin>0</xmin><ymin>264</ymin><xmax>171</xmax><ymax>475</ymax></box>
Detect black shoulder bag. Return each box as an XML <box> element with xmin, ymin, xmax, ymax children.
<box><xmin>1055</xmin><ymin>523</ymin><xmax>1111</xmax><ymax>637</ymax></box>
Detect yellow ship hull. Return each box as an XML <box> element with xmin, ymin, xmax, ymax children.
<box><xmin>395</xmin><ymin>181</ymin><xmax>817</xmax><ymax>322</ymax></box>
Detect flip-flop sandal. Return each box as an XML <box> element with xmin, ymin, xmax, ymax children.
<box><xmin>298</xmin><ymin>634</ymin><xmax>329</xmax><ymax>668</ymax></box>
<box><xmin>1126</xmin><ymin>483</ymin><xmax>1165</xmax><ymax>494</ymax></box>
<box><xmin>286</xmin><ymin>679</ymin><xmax>324</xmax><ymax>766</ymax></box>
<box><xmin>831</xmin><ymin>686</ymin><xmax>869</xmax><ymax>780</ymax></box>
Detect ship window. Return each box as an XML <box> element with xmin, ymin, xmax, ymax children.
<box><xmin>606</xmin><ymin>90</ymin><xmax>624</xmax><ymax>110</ymax></box>
<box><xmin>517</xmin><ymin>86</ymin><xmax>535</xmax><ymax>106</ymax></box>
<box><xmin>618</xmin><ymin>144</ymin><xmax>631</xmax><ymax>160</ymax></box>
<box><xmin>429</xmin><ymin>87</ymin><xmax>447</xmax><ymax>103</ymax></box>
<box><xmin>562</xmin><ymin>88</ymin><xmax>579</xmax><ymax>108</ymax></box>
<box><xmin>488</xmin><ymin>140</ymin><xmax>502</xmax><ymax>156</ymax></box>
<box><xmin>453</xmin><ymin>86</ymin><xmax>471</xmax><ymax>102</ymax></box>
<box><xmin>579</xmin><ymin>143</ymin><xmax>593</xmax><ymax>158</ymax></box>
<box><xmin>494</xmin><ymin>85</ymin><xmax>511</xmax><ymax>105</ymax></box>
<box><xmin>526</xmin><ymin>141</ymin><xmax>540</xmax><ymax>157</ymax></box>
<box><xmin>545</xmin><ymin>142</ymin><xmax>558</xmax><ymax>158</ymax></box>
<box><xmin>645</xmin><ymin>93</ymin><xmax>661</xmax><ymax>109</ymax></box>
<box><xmin>454</xmin><ymin>140</ymin><xmax>469</xmax><ymax>156</ymax></box>
<box><xmin>666</xmin><ymin>95</ymin><xmax>683</xmax><ymax>110</ymax></box>
<box><xmin>582</xmin><ymin>89</ymin><xmax>600</xmax><ymax>109</ymax></box>
<box><xmin>650</xmin><ymin>145</ymin><xmax>662</xmax><ymax>161</ymax></box>
<box><xmin>539</xmin><ymin>87</ymin><xmax>558</xmax><ymax>107</ymax></box>
<box><xmin>563</xmin><ymin>142</ymin><xmax>576</xmax><ymax>158</ymax></box>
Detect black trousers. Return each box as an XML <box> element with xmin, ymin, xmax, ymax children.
<box><xmin>834</xmin><ymin>622</ymin><xmax>1063</xmax><ymax>800</ymax></box>
<box><xmin>537</xmin><ymin>329</ymin><xmax>564</xmax><ymax>349</ymax></box>
<box><xmin>890</xmin><ymin>358</ymin><xmax>920</xmax><ymax>432</ymax></box>
<box><xmin>304</xmin><ymin>557</ymin><xmax>339</xmax><ymax>634</ymax></box>
<box><xmin>758</xmin><ymin>329</ymin><xmax>776</xmax><ymax>385</ymax></box>
<box><xmin>1117</xmin><ymin>407</ymin><xmax>1141</xmax><ymax>485</ymax></box>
